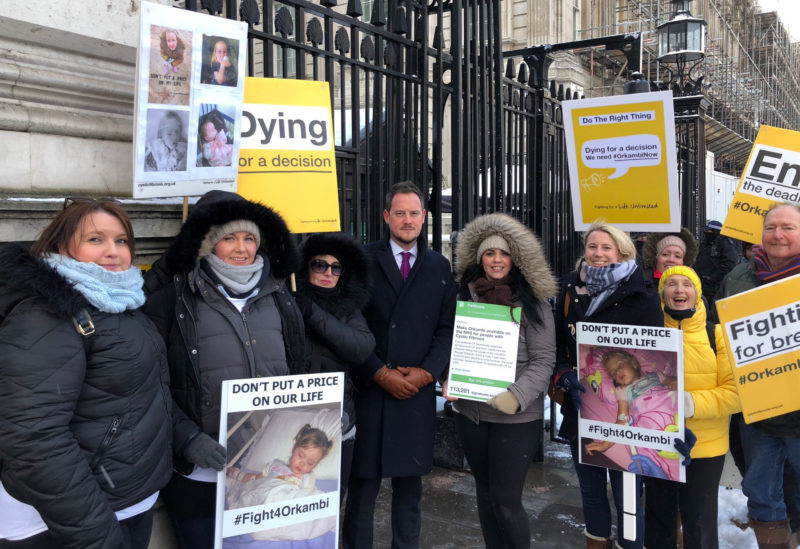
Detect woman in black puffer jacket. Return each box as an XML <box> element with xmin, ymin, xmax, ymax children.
<box><xmin>0</xmin><ymin>198</ymin><xmax>175</xmax><ymax>549</ymax></box>
<box><xmin>293</xmin><ymin>232</ymin><xmax>375</xmax><ymax>496</ymax></box>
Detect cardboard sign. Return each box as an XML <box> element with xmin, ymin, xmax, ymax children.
<box><xmin>447</xmin><ymin>301</ymin><xmax>521</xmax><ymax>402</ymax></box>
<box><xmin>721</xmin><ymin>125</ymin><xmax>800</xmax><ymax>244</ymax></box>
<box><xmin>716</xmin><ymin>274</ymin><xmax>800</xmax><ymax>423</ymax></box>
<box><xmin>237</xmin><ymin>78</ymin><xmax>340</xmax><ymax>233</ymax></box>
<box><xmin>133</xmin><ymin>2</ymin><xmax>247</xmax><ymax>198</ymax></box>
<box><xmin>576</xmin><ymin>322</ymin><xmax>685</xmax><ymax>482</ymax></box>
<box><xmin>215</xmin><ymin>373</ymin><xmax>343</xmax><ymax>549</ymax></box>
<box><xmin>562</xmin><ymin>91</ymin><xmax>679</xmax><ymax>231</ymax></box>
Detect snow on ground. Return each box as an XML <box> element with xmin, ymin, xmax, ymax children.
<box><xmin>546</xmin><ymin>397</ymin><xmax>792</xmax><ymax>548</ymax></box>
<box><xmin>718</xmin><ymin>486</ymin><xmax>757</xmax><ymax>549</ymax></box>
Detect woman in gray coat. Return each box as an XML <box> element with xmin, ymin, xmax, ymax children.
<box><xmin>444</xmin><ymin>212</ymin><xmax>557</xmax><ymax>549</ymax></box>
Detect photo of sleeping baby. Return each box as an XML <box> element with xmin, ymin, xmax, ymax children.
<box><xmin>196</xmin><ymin>105</ymin><xmax>235</xmax><ymax>168</ymax></box>
<box><xmin>577</xmin><ymin>344</ymin><xmax>683</xmax><ymax>482</ymax></box>
<box><xmin>222</xmin><ymin>404</ymin><xmax>341</xmax><ymax>548</ymax></box>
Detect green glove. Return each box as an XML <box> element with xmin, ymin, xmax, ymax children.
<box><xmin>487</xmin><ymin>390</ymin><xmax>520</xmax><ymax>414</ymax></box>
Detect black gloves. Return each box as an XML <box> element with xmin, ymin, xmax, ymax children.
<box><xmin>183</xmin><ymin>432</ymin><xmax>226</xmax><ymax>471</ymax></box>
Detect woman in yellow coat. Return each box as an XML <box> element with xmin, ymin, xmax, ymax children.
<box><xmin>644</xmin><ymin>266</ymin><xmax>741</xmax><ymax>549</ymax></box>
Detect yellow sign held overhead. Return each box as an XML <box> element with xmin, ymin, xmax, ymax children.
<box><xmin>238</xmin><ymin>77</ymin><xmax>340</xmax><ymax>233</ymax></box>
<box><xmin>722</xmin><ymin>125</ymin><xmax>800</xmax><ymax>244</ymax></box>
<box><xmin>562</xmin><ymin>90</ymin><xmax>680</xmax><ymax>232</ymax></box>
<box><xmin>716</xmin><ymin>274</ymin><xmax>800</xmax><ymax>423</ymax></box>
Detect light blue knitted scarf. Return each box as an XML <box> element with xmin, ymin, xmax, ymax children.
<box><xmin>44</xmin><ymin>254</ymin><xmax>145</xmax><ymax>313</ymax></box>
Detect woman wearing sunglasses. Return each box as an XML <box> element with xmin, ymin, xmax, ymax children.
<box><xmin>293</xmin><ymin>232</ymin><xmax>375</xmax><ymax>497</ymax></box>
<box><xmin>0</xmin><ymin>198</ymin><xmax>173</xmax><ymax>548</ymax></box>
<box><xmin>143</xmin><ymin>190</ymin><xmax>305</xmax><ymax>549</ymax></box>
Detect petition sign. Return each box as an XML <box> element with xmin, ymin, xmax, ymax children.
<box><xmin>716</xmin><ymin>274</ymin><xmax>800</xmax><ymax>423</ymax></box>
<box><xmin>721</xmin><ymin>125</ymin><xmax>800</xmax><ymax>244</ymax></box>
<box><xmin>447</xmin><ymin>301</ymin><xmax>521</xmax><ymax>402</ymax></box>
<box><xmin>563</xmin><ymin>91</ymin><xmax>679</xmax><ymax>231</ymax></box>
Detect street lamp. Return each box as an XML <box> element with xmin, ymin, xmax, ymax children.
<box><xmin>657</xmin><ymin>0</ymin><xmax>706</xmax><ymax>95</ymax></box>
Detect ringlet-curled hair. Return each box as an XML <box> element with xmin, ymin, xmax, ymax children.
<box><xmin>31</xmin><ymin>198</ymin><xmax>136</xmax><ymax>260</ymax></box>
<box><xmin>293</xmin><ymin>423</ymin><xmax>333</xmax><ymax>458</ymax></box>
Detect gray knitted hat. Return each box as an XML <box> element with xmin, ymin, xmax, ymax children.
<box><xmin>198</xmin><ymin>219</ymin><xmax>261</xmax><ymax>258</ymax></box>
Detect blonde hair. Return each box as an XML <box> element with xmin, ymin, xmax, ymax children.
<box><xmin>577</xmin><ymin>220</ymin><xmax>636</xmax><ymax>269</ymax></box>
<box><xmin>293</xmin><ymin>424</ymin><xmax>333</xmax><ymax>458</ymax></box>
<box><xmin>601</xmin><ymin>350</ymin><xmax>642</xmax><ymax>386</ymax></box>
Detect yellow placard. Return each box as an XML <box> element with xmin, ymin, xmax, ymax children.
<box><xmin>562</xmin><ymin>90</ymin><xmax>679</xmax><ymax>231</ymax></box>
<box><xmin>716</xmin><ymin>274</ymin><xmax>800</xmax><ymax>423</ymax></box>
<box><xmin>237</xmin><ymin>77</ymin><xmax>340</xmax><ymax>233</ymax></box>
<box><xmin>721</xmin><ymin>125</ymin><xmax>800</xmax><ymax>244</ymax></box>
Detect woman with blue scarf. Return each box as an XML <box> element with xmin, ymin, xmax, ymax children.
<box><xmin>0</xmin><ymin>198</ymin><xmax>174</xmax><ymax>548</ymax></box>
<box><xmin>552</xmin><ymin>220</ymin><xmax>664</xmax><ymax>549</ymax></box>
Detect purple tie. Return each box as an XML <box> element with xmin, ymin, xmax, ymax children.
<box><xmin>400</xmin><ymin>252</ymin><xmax>411</xmax><ymax>281</ymax></box>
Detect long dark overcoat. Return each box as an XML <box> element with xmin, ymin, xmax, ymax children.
<box><xmin>351</xmin><ymin>233</ymin><xmax>457</xmax><ymax>478</ymax></box>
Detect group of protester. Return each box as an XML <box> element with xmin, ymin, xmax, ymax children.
<box><xmin>0</xmin><ymin>181</ymin><xmax>797</xmax><ymax>549</ymax></box>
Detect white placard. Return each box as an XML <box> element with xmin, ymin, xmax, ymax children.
<box><xmin>446</xmin><ymin>301</ymin><xmax>521</xmax><ymax>402</ymax></box>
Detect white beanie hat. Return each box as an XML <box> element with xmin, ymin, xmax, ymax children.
<box><xmin>198</xmin><ymin>219</ymin><xmax>261</xmax><ymax>258</ymax></box>
<box><xmin>476</xmin><ymin>234</ymin><xmax>511</xmax><ymax>264</ymax></box>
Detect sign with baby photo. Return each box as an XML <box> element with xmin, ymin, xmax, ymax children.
<box><xmin>576</xmin><ymin>322</ymin><xmax>686</xmax><ymax>482</ymax></box>
<box><xmin>237</xmin><ymin>77</ymin><xmax>341</xmax><ymax>233</ymax></box>
<box><xmin>447</xmin><ymin>301</ymin><xmax>521</xmax><ymax>401</ymax></box>
<box><xmin>215</xmin><ymin>373</ymin><xmax>344</xmax><ymax>549</ymax></box>
<box><xmin>716</xmin><ymin>273</ymin><xmax>800</xmax><ymax>423</ymax></box>
<box><xmin>562</xmin><ymin>90</ymin><xmax>680</xmax><ymax>232</ymax></box>
<box><xmin>133</xmin><ymin>2</ymin><xmax>247</xmax><ymax>198</ymax></box>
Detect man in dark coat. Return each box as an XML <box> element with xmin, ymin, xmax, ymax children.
<box><xmin>692</xmin><ymin>219</ymin><xmax>738</xmax><ymax>317</ymax></box>
<box><xmin>342</xmin><ymin>181</ymin><xmax>457</xmax><ymax>548</ymax></box>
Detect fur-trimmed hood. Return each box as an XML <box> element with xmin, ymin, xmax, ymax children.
<box><xmin>160</xmin><ymin>190</ymin><xmax>301</xmax><ymax>279</ymax></box>
<box><xmin>0</xmin><ymin>243</ymin><xmax>90</xmax><ymax>321</ymax></box>
<box><xmin>642</xmin><ymin>227</ymin><xmax>699</xmax><ymax>271</ymax></box>
<box><xmin>296</xmin><ymin>232</ymin><xmax>372</xmax><ymax>313</ymax></box>
<box><xmin>454</xmin><ymin>213</ymin><xmax>557</xmax><ymax>301</ymax></box>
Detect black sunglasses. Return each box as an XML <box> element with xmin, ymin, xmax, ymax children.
<box><xmin>310</xmin><ymin>259</ymin><xmax>344</xmax><ymax>276</ymax></box>
<box><xmin>63</xmin><ymin>196</ymin><xmax>122</xmax><ymax>210</ymax></box>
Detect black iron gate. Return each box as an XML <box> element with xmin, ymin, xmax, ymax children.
<box><xmin>183</xmin><ymin>4</ymin><xmax>704</xmax><ymax>264</ymax></box>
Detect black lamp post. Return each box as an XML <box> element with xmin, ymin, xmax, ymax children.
<box><xmin>657</xmin><ymin>0</ymin><xmax>706</xmax><ymax>95</ymax></box>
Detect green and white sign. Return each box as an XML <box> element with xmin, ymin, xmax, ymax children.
<box><xmin>446</xmin><ymin>301</ymin><xmax>521</xmax><ymax>402</ymax></box>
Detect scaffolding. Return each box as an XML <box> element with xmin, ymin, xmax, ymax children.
<box><xmin>563</xmin><ymin>0</ymin><xmax>800</xmax><ymax>175</ymax></box>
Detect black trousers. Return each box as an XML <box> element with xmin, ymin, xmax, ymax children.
<box><xmin>454</xmin><ymin>413</ymin><xmax>541</xmax><ymax>549</ymax></box>
<box><xmin>342</xmin><ymin>475</ymin><xmax>422</xmax><ymax>549</ymax></box>
<box><xmin>0</xmin><ymin>508</ymin><xmax>154</xmax><ymax>549</ymax></box>
<box><xmin>162</xmin><ymin>474</ymin><xmax>217</xmax><ymax>549</ymax></box>
<box><xmin>643</xmin><ymin>454</ymin><xmax>726</xmax><ymax>549</ymax></box>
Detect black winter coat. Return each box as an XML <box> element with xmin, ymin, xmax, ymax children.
<box><xmin>296</xmin><ymin>233</ymin><xmax>375</xmax><ymax>435</ymax></box>
<box><xmin>0</xmin><ymin>244</ymin><xmax>173</xmax><ymax>549</ymax></box>
<box><xmin>553</xmin><ymin>265</ymin><xmax>664</xmax><ymax>440</ymax></box>
<box><xmin>353</xmin><ymin>233</ymin><xmax>457</xmax><ymax>478</ymax></box>
<box><xmin>143</xmin><ymin>191</ymin><xmax>305</xmax><ymax>473</ymax></box>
